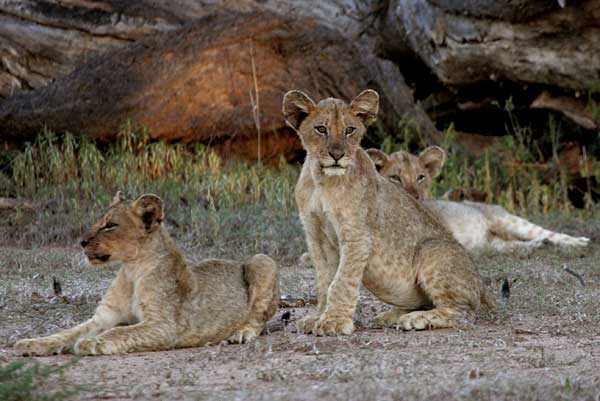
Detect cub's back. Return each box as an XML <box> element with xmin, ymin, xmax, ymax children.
<box><xmin>185</xmin><ymin>259</ymin><xmax>249</xmax><ymax>324</ymax></box>
<box><xmin>375</xmin><ymin>175</ymin><xmax>455</xmax><ymax>246</ymax></box>
<box><xmin>424</xmin><ymin>200</ymin><xmax>489</xmax><ymax>250</ymax></box>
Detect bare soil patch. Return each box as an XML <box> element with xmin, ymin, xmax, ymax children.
<box><xmin>1</xmin><ymin>214</ymin><xmax>599</xmax><ymax>400</ymax></box>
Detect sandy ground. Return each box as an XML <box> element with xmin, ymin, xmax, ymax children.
<box><xmin>1</xmin><ymin>214</ymin><xmax>600</xmax><ymax>400</ymax></box>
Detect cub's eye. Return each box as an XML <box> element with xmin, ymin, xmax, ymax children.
<box><xmin>389</xmin><ymin>175</ymin><xmax>402</xmax><ymax>183</ymax></box>
<box><xmin>102</xmin><ymin>222</ymin><xmax>118</xmax><ymax>231</ymax></box>
<box><xmin>345</xmin><ymin>126</ymin><xmax>356</xmax><ymax>136</ymax></box>
<box><xmin>314</xmin><ymin>126</ymin><xmax>327</xmax><ymax>136</ymax></box>
<box><xmin>417</xmin><ymin>174</ymin><xmax>426</xmax><ymax>183</ymax></box>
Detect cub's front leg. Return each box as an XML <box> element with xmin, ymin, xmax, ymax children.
<box><xmin>14</xmin><ymin>272</ymin><xmax>130</xmax><ymax>356</ymax></box>
<box><xmin>75</xmin><ymin>278</ymin><xmax>180</xmax><ymax>355</ymax></box>
<box><xmin>297</xmin><ymin>213</ymin><xmax>340</xmax><ymax>334</ymax></box>
<box><xmin>313</xmin><ymin>227</ymin><xmax>372</xmax><ymax>336</ymax></box>
<box><xmin>14</xmin><ymin>306</ymin><xmax>122</xmax><ymax>356</ymax></box>
<box><xmin>74</xmin><ymin>321</ymin><xmax>177</xmax><ymax>355</ymax></box>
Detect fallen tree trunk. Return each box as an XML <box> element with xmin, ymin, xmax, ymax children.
<box><xmin>379</xmin><ymin>0</ymin><xmax>600</xmax><ymax>91</ymax></box>
<box><xmin>0</xmin><ymin>11</ymin><xmax>438</xmax><ymax>162</ymax></box>
<box><xmin>0</xmin><ymin>0</ymin><xmax>183</xmax><ymax>98</ymax></box>
<box><xmin>2</xmin><ymin>0</ymin><xmax>598</xmax><ymax>163</ymax></box>
<box><xmin>0</xmin><ymin>0</ymin><xmax>379</xmax><ymax>99</ymax></box>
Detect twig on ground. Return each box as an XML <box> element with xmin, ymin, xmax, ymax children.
<box><xmin>52</xmin><ymin>277</ymin><xmax>62</xmax><ymax>297</ymax></box>
<box><xmin>501</xmin><ymin>277</ymin><xmax>510</xmax><ymax>302</ymax></box>
<box><xmin>0</xmin><ymin>198</ymin><xmax>35</xmax><ymax>210</ymax></box>
<box><xmin>51</xmin><ymin>277</ymin><xmax>69</xmax><ymax>303</ymax></box>
<box><xmin>279</xmin><ymin>295</ymin><xmax>317</xmax><ymax>308</ymax></box>
<box><xmin>514</xmin><ymin>328</ymin><xmax>537</xmax><ymax>335</ymax></box>
<box><xmin>562</xmin><ymin>264</ymin><xmax>585</xmax><ymax>287</ymax></box>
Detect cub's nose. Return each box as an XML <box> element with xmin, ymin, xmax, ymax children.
<box><xmin>80</xmin><ymin>239</ymin><xmax>89</xmax><ymax>248</ymax></box>
<box><xmin>329</xmin><ymin>149</ymin><xmax>345</xmax><ymax>162</ymax></box>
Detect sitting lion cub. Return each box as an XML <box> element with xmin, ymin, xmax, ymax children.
<box><xmin>283</xmin><ymin>89</ymin><xmax>493</xmax><ymax>335</ymax></box>
<box><xmin>366</xmin><ymin>147</ymin><xmax>590</xmax><ymax>253</ymax></box>
<box><xmin>15</xmin><ymin>193</ymin><xmax>279</xmax><ymax>356</ymax></box>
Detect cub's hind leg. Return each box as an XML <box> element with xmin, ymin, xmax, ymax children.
<box><xmin>228</xmin><ymin>254</ymin><xmax>279</xmax><ymax>344</ymax></box>
<box><xmin>382</xmin><ymin>239</ymin><xmax>488</xmax><ymax>330</ymax></box>
<box><xmin>487</xmin><ymin>236</ymin><xmax>546</xmax><ymax>253</ymax></box>
<box><xmin>475</xmin><ymin>202</ymin><xmax>590</xmax><ymax>247</ymax></box>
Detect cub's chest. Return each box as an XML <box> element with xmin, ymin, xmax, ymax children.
<box><xmin>305</xmin><ymin>186</ymin><xmax>355</xmax><ymax>217</ymax></box>
<box><xmin>121</xmin><ymin>274</ymin><xmax>148</xmax><ymax>324</ymax></box>
<box><xmin>129</xmin><ymin>288</ymin><xmax>144</xmax><ymax>323</ymax></box>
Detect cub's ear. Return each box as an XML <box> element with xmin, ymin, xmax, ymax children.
<box><xmin>132</xmin><ymin>194</ymin><xmax>164</xmax><ymax>232</ymax></box>
<box><xmin>109</xmin><ymin>191</ymin><xmax>127</xmax><ymax>207</ymax></box>
<box><xmin>282</xmin><ymin>90</ymin><xmax>316</xmax><ymax>131</ymax></box>
<box><xmin>366</xmin><ymin>148</ymin><xmax>389</xmax><ymax>172</ymax></box>
<box><xmin>419</xmin><ymin>146</ymin><xmax>446</xmax><ymax>178</ymax></box>
<box><xmin>350</xmin><ymin>89</ymin><xmax>379</xmax><ymax>127</ymax></box>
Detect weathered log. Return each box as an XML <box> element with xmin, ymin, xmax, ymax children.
<box><xmin>0</xmin><ymin>0</ymin><xmax>380</xmax><ymax>99</ymax></box>
<box><xmin>428</xmin><ymin>0</ymin><xmax>559</xmax><ymax>22</ymax></box>
<box><xmin>0</xmin><ymin>0</ymin><xmax>183</xmax><ymax>98</ymax></box>
<box><xmin>380</xmin><ymin>0</ymin><xmax>600</xmax><ymax>91</ymax></box>
<box><xmin>0</xmin><ymin>12</ymin><xmax>438</xmax><ymax>162</ymax></box>
<box><xmin>0</xmin><ymin>197</ymin><xmax>35</xmax><ymax>210</ymax></box>
<box><xmin>530</xmin><ymin>91</ymin><xmax>597</xmax><ymax>130</ymax></box>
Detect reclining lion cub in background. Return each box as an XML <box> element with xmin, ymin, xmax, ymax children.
<box><xmin>283</xmin><ymin>89</ymin><xmax>494</xmax><ymax>335</ymax></box>
<box><xmin>366</xmin><ymin>147</ymin><xmax>590</xmax><ymax>253</ymax></box>
<box><xmin>15</xmin><ymin>193</ymin><xmax>279</xmax><ymax>356</ymax></box>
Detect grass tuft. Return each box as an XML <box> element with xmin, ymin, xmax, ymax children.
<box><xmin>1</xmin><ymin>128</ymin><xmax>303</xmax><ymax>262</ymax></box>
<box><xmin>0</xmin><ymin>359</ymin><xmax>79</xmax><ymax>401</ymax></box>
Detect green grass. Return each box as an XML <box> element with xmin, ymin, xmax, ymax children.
<box><xmin>0</xmin><ymin>360</ymin><xmax>79</xmax><ymax>401</ymax></box>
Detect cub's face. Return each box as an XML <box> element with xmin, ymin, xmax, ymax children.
<box><xmin>282</xmin><ymin>90</ymin><xmax>379</xmax><ymax>176</ymax></box>
<box><xmin>80</xmin><ymin>192</ymin><xmax>164</xmax><ymax>265</ymax></box>
<box><xmin>366</xmin><ymin>147</ymin><xmax>446</xmax><ymax>201</ymax></box>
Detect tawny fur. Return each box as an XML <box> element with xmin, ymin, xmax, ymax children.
<box><xmin>14</xmin><ymin>193</ymin><xmax>279</xmax><ymax>356</ymax></box>
<box><xmin>366</xmin><ymin>147</ymin><xmax>590</xmax><ymax>253</ymax></box>
<box><xmin>283</xmin><ymin>89</ymin><xmax>492</xmax><ymax>335</ymax></box>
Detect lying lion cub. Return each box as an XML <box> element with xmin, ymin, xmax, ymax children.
<box><xmin>367</xmin><ymin>147</ymin><xmax>590</xmax><ymax>252</ymax></box>
<box><xmin>283</xmin><ymin>89</ymin><xmax>493</xmax><ymax>334</ymax></box>
<box><xmin>15</xmin><ymin>193</ymin><xmax>279</xmax><ymax>355</ymax></box>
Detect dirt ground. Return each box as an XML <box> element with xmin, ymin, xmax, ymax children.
<box><xmin>1</xmin><ymin>214</ymin><xmax>600</xmax><ymax>401</ymax></box>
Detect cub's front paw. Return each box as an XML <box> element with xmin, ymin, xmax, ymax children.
<box><xmin>392</xmin><ymin>310</ymin><xmax>456</xmax><ymax>331</ymax></box>
<box><xmin>227</xmin><ymin>325</ymin><xmax>262</xmax><ymax>344</ymax></box>
<box><xmin>314</xmin><ymin>314</ymin><xmax>354</xmax><ymax>336</ymax></box>
<box><xmin>74</xmin><ymin>337</ymin><xmax>119</xmax><ymax>355</ymax></box>
<box><xmin>374</xmin><ymin>309</ymin><xmax>410</xmax><ymax>328</ymax></box>
<box><xmin>296</xmin><ymin>314</ymin><xmax>319</xmax><ymax>334</ymax></box>
<box><xmin>14</xmin><ymin>337</ymin><xmax>66</xmax><ymax>356</ymax></box>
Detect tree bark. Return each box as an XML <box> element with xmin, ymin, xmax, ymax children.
<box><xmin>2</xmin><ymin>0</ymin><xmax>598</xmax><ymax>162</ymax></box>
<box><xmin>0</xmin><ymin>11</ymin><xmax>438</xmax><ymax>161</ymax></box>
<box><xmin>0</xmin><ymin>0</ymin><xmax>381</xmax><ymax>99</ymax></box>
<box><xmin>380</xmin><ymin>0</ymin><xmax>600</xmax><ymax>91</ymax></box>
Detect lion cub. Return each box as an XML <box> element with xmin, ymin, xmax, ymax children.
<box><xmin>367</xmin><ymin>147</ymin><xmax>590</xmax><ymax>252</ymax></box>
<box><xmin>283</xmin><ymin>89</ymin><xmax>492</xmax><ymax>335</ymax></box>
<box><xmin>15</xmin><ymin>193</ymin><xmax>279</xmax><ymax>356</ymax></box>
